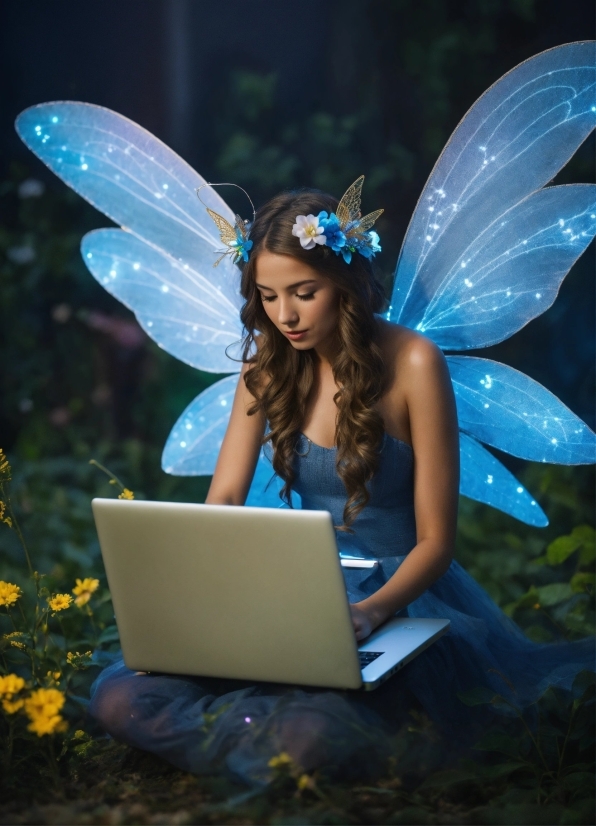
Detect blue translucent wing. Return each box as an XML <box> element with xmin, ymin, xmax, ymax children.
<box><xmin>390</xmin><ymin>41</ymin><xmax>596</xmax><ymax>339</ymax></box>
<box><xmin>16</xmin><ymin>101</ymin><xmax>242</xmax><ymax>363</ymax></box>
<box><xmin>405</xmin><ymin>185</ymin><xmax>596</xmax><ymax>348</ymax></box>
<box><xmin>459</xmin><ymin>433</ymin><xmax>548</xmax><ymax>527</ymax></box>
<box><xmin>81</xmin><ymin>230</ymin><xmax>242</xmax><ymax>372</ymax></box>
<box><xmin>449</xmin><ymin>357</ymin><xmax>596</xmax><ymax>465</ymax></box>
<box><xmin>162</xmin><ymin>376</ymin><xmax>298</xmax><ymax>507</ymax></box>
<box><xmin>162</xmin><ymin>376</ymin><xmax>239</xmax><ymax>475</ymax></box>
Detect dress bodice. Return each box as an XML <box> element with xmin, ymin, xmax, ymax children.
<box><xmin>292</xmin><ymin>432</ymin><xmax>417</xmax><ymax>559</ymax></box>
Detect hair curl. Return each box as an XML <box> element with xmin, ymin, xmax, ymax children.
<box><xmin>239</xmin><ymin>189</ymin><xmax>387</xmax><ymax>528</ymax></box>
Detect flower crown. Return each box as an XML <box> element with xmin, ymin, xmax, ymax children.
<box><xmin>200</xmin><ymin>175</ymin><xmax>382</xmax><ymax>267</ymax></box>
<box><xmin>292</xmin><ymin>176</ymin><xmax>383</xmax><ymax>264</ymax></box>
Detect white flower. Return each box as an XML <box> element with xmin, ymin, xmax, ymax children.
<box><xmin>292</xmin><ymin>214</ymin><xmax>326</xmax><ymax>249</ymax></box>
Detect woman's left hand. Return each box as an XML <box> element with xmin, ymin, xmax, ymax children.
<box><xmin>350</xmin><ymin>603</ymin><xmax>376</xmax><ymax>641</ymax></box>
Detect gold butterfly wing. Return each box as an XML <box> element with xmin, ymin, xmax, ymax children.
<box><xmin>206</xmin><ymin>208</ymin><xmax>238</xmax><ymax>247</ymax></box>
<box><xmin>336</xmin><ymin>175</ymin><xmax>365</xmax><ymax>228</ymax></box>
<box><xmin>354</xmin><ymin>209</ymin><xmax>384</xmax><ymax>234</ymax></box>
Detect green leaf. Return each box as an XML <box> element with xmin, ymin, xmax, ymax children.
<box><xmin>546</xmin><ymin>535</ymin><xmax>582</xmax><ymax>565</ymax></box>
<box><xmin>97</xmin><ymin>625</ymin><xmax>119</xmax><ymax>645</ymax></box>
<box><xmin>571</xmin><ymin>524</ymin><xmax>595</xmax><ymax>543</ymax></box>
<box><xmin>474</xmin><ymin>732</ymin><xmax>521</xmax><ymax>756</ymax></box>
<box><xmin>535</xmin><ymin>582</ymin><xmax>574</xmax><ymax>606</ymax></box>
<box><xmin>479</xmin><ymin>761</ymin><xmax>530</xmax><ymax>780</ymax></box>
<box><xmin>523</xmin><ymin>624</ymin><xmax>554</xmax><ymax>643</ymax></box>
<box><xmin>570</xmin><ymin>572</ymin><xmax>595</xmax><ymax>593</ymax></box>
<box><xmin>560</xmin><ymin>771</ymin><xmax>595</xmax><ymax>792</ymax></box>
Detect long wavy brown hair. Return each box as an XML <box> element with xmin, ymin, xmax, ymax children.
<box><xmin>239</xmin><ymin>189</ymin><xmax>387</xmax><ymax>528</ymax></box>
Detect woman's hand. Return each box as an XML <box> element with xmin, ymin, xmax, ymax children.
<box><xmin>350</xmin><ymin>603</ymin><xmax>377</xmax><ymax>641</ymax></box>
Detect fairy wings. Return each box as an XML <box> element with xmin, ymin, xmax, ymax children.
<box><xmin>15</xmin><ymin>41</ymin><xmax>596</xmax><ymax>522</ymax></box>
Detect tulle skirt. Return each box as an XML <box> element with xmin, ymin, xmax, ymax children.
<box><xmin>89</xmin><ymin>557</ymin><xmax>594</xmax><ymax>785</ymax></box>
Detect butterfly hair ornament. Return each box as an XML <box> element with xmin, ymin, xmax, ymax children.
<box><xmin>15</xmin><ymin>41</ymin><xmax>596</xmax><ymax>522</ymax></box>
<box><xmin>196</xmin><ymin>182</ymin><xmax>255</xmax><ymax>267</ymax></box>
<box><xmin>292</xmin><ymin>175</ymin><xmax>383</xmax><ymax>264</ymax></box>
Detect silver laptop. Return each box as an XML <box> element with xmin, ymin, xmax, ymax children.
<box><xmin>92</xmin><ymin>499</ymin><xmax>449</xmax><ymax>691</ymax></box>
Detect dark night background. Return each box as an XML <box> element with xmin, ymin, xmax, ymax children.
<box><xmin>0</xmin><ymin>0</ymin><xmax>594</xmax><ymax>496</ymax></box>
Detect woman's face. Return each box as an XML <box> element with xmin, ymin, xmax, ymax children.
<box><xmin>254</xmin><ymin>251</ymin><xmax>341</xmax><ymax>354</ymax></box>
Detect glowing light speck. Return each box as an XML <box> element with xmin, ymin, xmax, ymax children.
<box><xmin>516</xmin><ymin>486</ymin><xmax>523</xmax><ymax>493</ymax></box>
<box><xmin>535</xmin><ymin>292</ymin><xmax>541</xmax><ymax>299</ymax></box>
<box><xmin>51</xmin><ymin>116</ymin><xmax>58</xmax><ymax>123</ymax></box>
<box><xmin>180</xmin><ymin>441</ymin><xmax>186</xmax><ymax>448</ymax></box>
<box><xmin>161</xmin><ymin>285</ymin><xmax>169</xmax><ymax>293</ymax></box>
<box><xmin>133</xmin><ymin>263</ymin><xmax>140</xmax><ymax>270</ymax></box>
<box><xmin>81</xmin><ymin>163</ymin><xmax>88</xmax><ymax>170</ymax></box>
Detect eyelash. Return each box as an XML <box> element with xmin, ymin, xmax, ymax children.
<box><xmin>261</xmin><ymin>293</ymin><xmax>315</xmax><ymax>303</ymax></box>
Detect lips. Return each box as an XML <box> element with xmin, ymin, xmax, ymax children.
<box><xmin>284</xmin><ymin>330</ymin><xmax>308</xmax><ymax>340</ymax></box>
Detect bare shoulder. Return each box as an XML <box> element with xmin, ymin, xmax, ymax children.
<box><xmin>377</xmin><ymin>318</ymin><xmax>447</xmax><ymax>388</ymax></box>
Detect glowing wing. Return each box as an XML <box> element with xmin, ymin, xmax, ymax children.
<box><xmin>16</xmin><ymin>101</ymin><xmax>288</xmax><ymax>504</ymax></box>
<box><xmin>16</xmin><ymin>101</ymin><xmax>242</xmax><ymax>373</ymax></box>
<box><xmin>459</xmin><ymin>434</ymin><xmax>547</xmax><ymax>527</ymax></box>
<box><xmin>403</xmin><ymin>185</ymin><xmax>596</xmax><ymax>349</ymax></box>
<box><xmin>387</xmin><ymin>42</ymin><xmax>596</xmax><ymax>525</ymax></box>
<box><xmin>162</xmin><ymin>375</ymin><xmax>299</xmax><ymax>507</ymax></box>
<box><xmin>390</xmin><ymin>41</ymin><xmax>596</xmax><ymax>333</ymax></box>
<box><xmin>448</xmin><ymin>357</ymin><xmax>595</xmax><ymax>465</ymax></box>
<box><xmin>81</xmin><ymin>230</ymin><xmax>242</xmax><ymax>371</ymax></box>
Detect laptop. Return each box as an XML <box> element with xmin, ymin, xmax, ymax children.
<box><xmin>91</xmin><ymin>499</ymin><xmax>449</xmax><ymax>691</ymax></box>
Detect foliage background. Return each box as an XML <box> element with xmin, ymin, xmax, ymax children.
<box><xmin>0</xmin><ymin>0</ymin><xmax>594</xmax><ymax>822</ymax></box>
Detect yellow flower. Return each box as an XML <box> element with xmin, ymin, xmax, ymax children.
<box><xmin>0</xmin><ymin>673</ymin><xmax>25</xmax><ymax>698</ymax></box>
<box><xmin>0</xmin><ymin>581</ymin><xmax>21</xmax><ymax>607</ymax></box>
<box><xmin>66</xmin><ymin>650</ymin><xmax>92</xmax><ymax>669</ymax></box>
<box><xmin>27</xmin><ymin>714</ymin><xmax>68</xmax><ymax>737</ymax></box>
<box><xmin>24</xmin><ymin>688</ymin><xmax>67</xmax><ymax>737</ymax></box>
<box><xmin>2</xmin><ymin>698</ymin><xmax>25</xmax><ymax>714</ymax></box>
<box><xmin>297</xmin><ymin>773</ymin><xmax>314</xmax><ymax>791</ymax></box>
<box><xmin>268</xmin><ymin>751</ymin><xmax>294</xmax><ymax>769</ymax></box>
<box><xmin>48</xmin><ymin>593</ymin><xmax>73</xmax><ymax>612</ymax></box>
<box><xmin>0</xmin><ymin>449</ymin><xmax>11</xmax><ymax>482</ymax></box>
<box><xmin>72</xmin><ymin>577</ymin><xmax>99</xmax><ymax>607</ymax></box>
<box><xmin>118</xmin><ymin>488</ymin><xmax>134</xmax><ymax>500</ymax></box>
<box><xmin>0</xmin><ymin>500</ymin><xmax>11</xmax><ymax>526</ymax></box>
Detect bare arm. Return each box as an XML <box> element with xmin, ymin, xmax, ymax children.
<box><xmin>352</xmin><ymin>335</ymin><xmax>460</xmax><ymax>639</ymax></box>
<box><xmin>205</xmin><ymin>362</ymin><xmax>267</xmax><ymax>505</ymax></box>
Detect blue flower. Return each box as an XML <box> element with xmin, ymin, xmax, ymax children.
<box><xmin>318</xmin><ymin>211</ymin><xmax>346</xmax><ymax>253</ymax></box>
<box><xmin>231</xmin><ymin>228</ymin><xmax>253</xmax><ymax>263</ymax></box>
<box><xmin>357</xmin><ymin>230</ymin><xmax>382</xmax><ymax>259</ymax></box>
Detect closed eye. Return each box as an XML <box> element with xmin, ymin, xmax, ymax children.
<box><xmin>297</xmin><ymin>293</ymin><xmax>315</xmax><ymax>301</ymax></box>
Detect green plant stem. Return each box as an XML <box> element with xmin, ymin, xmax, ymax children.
<box><xmin>1</xmin><ymin>483</ymin><xmax>34</xmax><ymax>577</ymax></box>
<box><xmin>556</xmin><ymin>701</ymin><xmax>579</xmax><ymax>780</ymax></box>
<box><xmin>89</xmin><ymin>459</ymin><xmax>126</xmax><ymax>492</ymax></box>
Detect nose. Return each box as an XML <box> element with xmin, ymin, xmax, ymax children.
<box><xmin>278</xmin><ymin>296</ymin><xmax>299</xmax><ymax>327</ymax></box>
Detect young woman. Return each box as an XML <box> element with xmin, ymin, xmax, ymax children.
<box><xmin>89</xmin><ymin>188</ymin><xmax>594</xmax><ymax>784</ymax></box>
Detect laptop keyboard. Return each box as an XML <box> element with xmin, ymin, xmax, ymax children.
<box><xmin>359</xmin><ymin>651</ymin><xmax>383</xmax><ymax>669</ymax></box>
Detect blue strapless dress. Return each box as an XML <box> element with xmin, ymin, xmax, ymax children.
<box><xmin>89</xmin><ymin>434</ymin><xmax>594</xmax><ymax>784</ymax></box>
